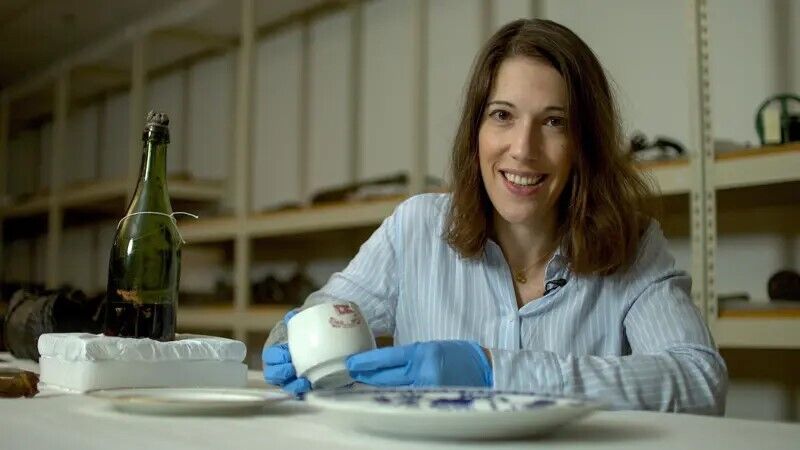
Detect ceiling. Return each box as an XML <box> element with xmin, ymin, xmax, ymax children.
<box><xmin>0</xmin><ymin>0</ymin><xmax>170</xmax><ymax>90</ymax></box>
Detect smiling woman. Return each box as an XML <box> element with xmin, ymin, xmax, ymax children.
<box><xmin>263</xmin><ymin>19</ymin><xmax>727</xmax><ymax>416</ymax></box>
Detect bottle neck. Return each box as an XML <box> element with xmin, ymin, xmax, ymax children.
<box><xmin>142</xmin><ymin>140</ymin><xmax>167</xmax><ymax>182</ymax></box>
<box><xmin>128</xmin><ymin>139</ymin><xmax>172</xmax><ymax>213</ymax></box>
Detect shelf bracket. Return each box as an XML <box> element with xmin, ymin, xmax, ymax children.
<box><xmin>687</xmin><ymin>0</ymin><xmax>717</xmax><ymax>321</ymax></box>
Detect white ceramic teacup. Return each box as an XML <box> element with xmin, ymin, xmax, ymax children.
<box><xmin>287</xmin><ymin>301</ymin><xmax>376</xmax><ymax>389</ymax></box>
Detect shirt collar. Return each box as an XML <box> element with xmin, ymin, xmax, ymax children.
<box><xmin>485</xmin><ymin>238</ymin><xmax>571</xmax><ymax>282</ymax></box>
<box><xmin>545</xmin><ymin>244</ymin><xmax>570</xmax><ymax>281</ymax></box>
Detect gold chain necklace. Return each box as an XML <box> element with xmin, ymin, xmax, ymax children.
<box><xmin>512</xmin><ymin>248</ymin><xmax>556</xmax><ymax>284</ymax></box>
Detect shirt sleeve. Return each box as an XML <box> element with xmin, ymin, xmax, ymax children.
<box><xmin>490</xmin><ymin>272</ymin><xmax>728</xmax><ymax>414</ymax></box>
<box><xmin>489</xmin><ymin>224</ymin><xmax>728</xmax><ymax>415</ymax></box>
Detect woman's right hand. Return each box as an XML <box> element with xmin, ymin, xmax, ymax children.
<box><xmin>262</xmin><ymin>311</ymin><xmax>312</xmax><ymax>395</ymax></box>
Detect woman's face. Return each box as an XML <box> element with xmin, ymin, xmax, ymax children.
<box><xmin>478</xmin><ymin>56</ymin><xmax>573</xmax><ymax>229</ymax></box>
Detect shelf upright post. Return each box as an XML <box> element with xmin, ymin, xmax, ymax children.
<box><xmin>686</xmin><ymin>0</ymin><xmax>717</xmax><ymax>322</ymax></box>
<box><xmin>0</xmin><ymin>95</ymin><xmax>9</xmax><ymax>280</ymax></box>
<box><xmin>47</xmin><ymin>73</ymin><xmax>70</xmax><ymax>288</ymax></box>
<box><xmin>348</xmin><ymin>0</ymin><xmax>363</xmax><ymax>186</ymax></box>
<box><xmin>128</xmin><ymin>37</ymin><xmax>147</xmax><ymax>200</ymax></box>
<box><xmin>409</xmin><ymin>0</ymin><xmax>428</xmax><ymax>195</ymax></box>
<box><xmin>530</xmin><ymin>0</ymin><xmax>543</xmax><ymax>18</ymax></box>
<box><xmin>233</xmin><ymin>0</ymin><xmax>256</xmax><ymax>341</ymax></box>
<box><xmin>298</xmin><ymin>18</ymin><xmax>311</xmax><ymax>206</ymax></box>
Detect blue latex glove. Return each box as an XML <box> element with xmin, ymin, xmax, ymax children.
<box><xmin>346</xmin><ymin>340</ymin><xmax>493</xmax><ymax>388</ymax></box>
<box><xmin>262</xmin><ymin>310</ymin><xmax>312</xmax><ymax>395</ymax></box>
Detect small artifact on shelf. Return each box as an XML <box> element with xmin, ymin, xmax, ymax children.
<box><xmin>251</xmin><ymin>271</ymin><xmax>317</xmax><ymax>306</ymax></box>
<box><xmin>768</xmin><ymin>270</ymin><xmax>800</xmax><ymax>302</ymax></box>
<box><xmin>309</xmin><ymin>172</ymin><xmax>444</xmax><ymax>205</ymax></box>
<box><xmin>755</xmin><ymin>94</ymin><xmax>800</xmax><ymax>145</ymax></box>
<box><xmin>629</xmin><ymin>132</ymin><xmax>687</xmax><ymax>162</ymax></box>
<box><xmin>0</xmin><ymin>369</ymin><xmax>39</xmax><ymax>398</ymax></box>
<box><xmin>3</xmin><ymin>286</ymin><xmax>103</xmax><ymax>361</ymax></box>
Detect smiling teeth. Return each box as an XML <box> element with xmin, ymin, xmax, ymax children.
<box><xmin>503</xmin><ymin>172</ymin><xmax>544</xmax><ymax>186</ymax></box>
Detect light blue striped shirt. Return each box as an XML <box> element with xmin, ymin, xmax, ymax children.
<box><xmin>270</xmin><ymin>193</ymin><xmax>727</xmax><ymax>414</ymax></box>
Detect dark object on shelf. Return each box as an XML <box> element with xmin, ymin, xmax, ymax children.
<box><xmin>1</xmin><ymin>282</ymin><xmax>46</xmax><ymax>352</ymax></box>
<box><xmin>629</xmin><ymin>132</ymin><xmax>686</xmax><ymax>162</ymax></box>
<box><xmin>768</xmin><ymin>270</ymin><xmax>800</xmax><ymax>301</ymax></box>
<box><xmin>3</xmin><ymin>287</ymin><xmax>104</xmax><ymax>361</ymax></box>
<box><xmin>310</xmin><ymin>173</ymin><xmax>443</xmax><ymax>204</ymax></box>
<box><xmin>251</xmin><ymin>271</ymin><xmax>317</xmax><ymax>306</ymax></box>
<box><xmin>755</xmin><ymin>94</ymin><xmax>800</xmax><ymax>145</ymax></box>
<box><xmin>718</xmin><ymin>292</ymin><xmax>751</xmax><ymax>303</ymax></box>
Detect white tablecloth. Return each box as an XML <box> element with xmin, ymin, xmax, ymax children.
<box><xmin>2</xmin><ymin>354</ymin><xmax>799</xmax><ymax>450</ymax></box>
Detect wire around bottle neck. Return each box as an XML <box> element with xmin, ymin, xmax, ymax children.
<box><xmin>116</xmin><ymin>211</ymin><xmax>199</xmax><ymax>244</ymax></box>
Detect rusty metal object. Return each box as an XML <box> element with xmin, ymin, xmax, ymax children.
<box><xmin>0</xmin><ymin>369</ymin><xmax>39</xmax><ymax>398</ymax></box>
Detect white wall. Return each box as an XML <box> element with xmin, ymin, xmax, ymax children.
<box><xmin>716</xmin><ymin>233</ymin><xmax>800</xmax><ymax>301</ymax></box>
<box><xmin>146</xmin><ymin>70</ymin><xmax>187</xmax><ymax>176</ymax></box>
<box><xmin>186</xmin><ymin>50</ymin><xmax>235</xmax><ymax>181</ymax></box>
<box><xmin>59</xmin><ymin>225</ymin><xmax>95</xmax><ymax>290</ymax></box>
<box><xmin>2</xmin><ymin>238</ymin><xmax>33</xmax><ymax>282</ymax></box>
<box><xmin>65</xmin><ymin>104</ymin><xmax>99</xmax><ymax>186</ymax></box>
<box><xmin>252</xmin><ymin>25</ymin><xmax>304</xmax><ymax>212</ymax></box>
<box><xmin>100</xmin><ymin>91</ymin><xmax>129</xmax><ymax>181</ymax></box>
<box><xmin>426</xmin><ymin>0</ymin><xmax>483</xmax><ymax>182</ymax></box>
<box><xmin>6</xmin><ymin>128</ymin><xmax>40</xmax><ymax>198</ymax></box>
<box><xmin>307</xmin><ymin>9</ymin><xmax>353</xmax><ymax>199</ymax></box>
<box><xmin>544</xmin><ymin>0</ymin><xmax>691</xmax><ymax>148</ymax></box>
<box><xmin>707</xmin><ymin>0</ymin><xmax>797</xmax><ymax>147</ymax></box>
<box><xmin>492</xmin><ymin>0</ymin><xmax>535</xmax><ymax>31</ymax></box>
<box><xmin>726</xmin><ymin>381</ymin><xmax>800</xmax><ymax>422</ymax></box>
<box><xmin>359</xmin><ymin>0</ymin><xmax>415</xmax><ymax>182</ymax></box>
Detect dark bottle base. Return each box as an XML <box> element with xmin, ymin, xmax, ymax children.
<box><xmin>103</xmin><ymin>302</ymin><xmax>176</xmax><ymax>341</ymax></box>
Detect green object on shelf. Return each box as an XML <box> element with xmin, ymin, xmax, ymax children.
<box><xmin>754</xmin><ymin>94</ymin><xmax>800</xmax><ymax>146</ymax></box>
<box><xmin>103</xmin><ymin>111</ymin><xmax>181</xmax><ymax>341</ymax></box>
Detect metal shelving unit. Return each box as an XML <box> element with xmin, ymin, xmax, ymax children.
<box><xmin>0</xmin><ymin>0</ymin><xmax>797</xmax><ymax>346</ymax></box>
<box><xmin>687</xmin><ymin>0</ymin><xmax>799</xmax><ymax>349</ymax></box>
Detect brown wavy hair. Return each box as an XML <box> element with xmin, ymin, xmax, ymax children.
<box><xmin>444</xmin><ymin>19</ymin><xmax>652</xmax><ymax>276</ymax></box>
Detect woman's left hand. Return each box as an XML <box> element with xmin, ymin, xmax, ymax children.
<box><xmin>345</xmin><ymin>340</ymin><xmax>493</xmax><ymax>388</ymax></box>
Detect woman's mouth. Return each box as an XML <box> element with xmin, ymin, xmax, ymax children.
<box><xmin>500</xmin><ymin>170</ymin><xmax>547</xmax><ymax>196</ymax></box>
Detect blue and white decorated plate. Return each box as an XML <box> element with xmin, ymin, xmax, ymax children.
<box><xmin>306</xmin><ymin>388</ymin><xmax>603</xmax><ymax>440</ymax></box>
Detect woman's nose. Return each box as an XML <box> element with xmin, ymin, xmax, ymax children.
<box><xmin>508</xmin><ymin>125</ymin><xmax>540</xmax><ymax>161</ymax></box>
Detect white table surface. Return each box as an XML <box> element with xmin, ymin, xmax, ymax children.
<box><xmin>2</xmin><ymin>354</ymin><xmax>799</xmax><ymax>450</ymax></box>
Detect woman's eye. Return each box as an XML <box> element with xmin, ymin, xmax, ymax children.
<box><xmin>489</xmin><ymin>110</ymin><xmax>512</xmax><ymax>122</ymax></box>
<box><xmin>545</xmin><ymin>116</ymin><xmax>567</xmax><ymax>128</ymax></box>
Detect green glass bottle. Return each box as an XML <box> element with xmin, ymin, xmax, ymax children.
<box><xmin>103</xmin><ymin>111</ymin><xmax>181</xmax><ymax>341</ymax></box>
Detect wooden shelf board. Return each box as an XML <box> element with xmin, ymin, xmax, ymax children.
<box><xmin>169</xmin><ymin>179</ymin><xmax>225</xmax><ymax>201</ymax></box>
<box><xmin>1</xmin><ymin>177</ymin><xmax>224</xmax><ymax>220</ymax></box>
<box><xmin>636</xmin><ymin>158</ymin><xmax>691</xmax><ymax>195</ymax></box>
<box><xmin>635</xmin><ymin>158</ymin><xmax>690</xmax><ymax>170</ymax></box>
<box><xmin>719</xmin><ymin>309</ymin><xmax>800</xmax><ymax>319</ymax></box>
<box><xmin>714</xmin><ymin>143</ymin><xmax>800</xmax><ymax>189</ymax></box>
<box><xmin>180</xmin><ymin>215</ymin><xmax>238</xmax><ymax>243</ymax></box>
<box><xmin>247</xmin><ymin>195</ymin><xmax>404</xmax><ymax>239</ymax></box>
<box><xmin>715</xmin><ymin>142</ymin><xmax>800</xmax><ymax>160</ymax></box>
<box><xmin>178</xmin><ymin>304</ymin><xmax>292</xmax><ymax>331</ymax></box>
<box><xmin>712</xmin><ymin>316</ymin><xmax>800</xmax><ymax>349</ymax></box>
<box><xmin>0</xmin><ymin>194</ymin><xmax>50</xmax><ymax>218</ymax></box>
<box><xmin>61</xmin><ymin>179</ymin><xmax>127</xmax><ymax>207</ymax></box>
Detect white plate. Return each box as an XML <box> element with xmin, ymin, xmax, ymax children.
<box><xmin>307</xmin><ymin>388</ymin><xmax>602</xmax><ymax>440</ymax></box>
<box><xmin>90</xmin><ymin>388</ymin><xmax>290</xmax><ymax>416</ymax></box>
